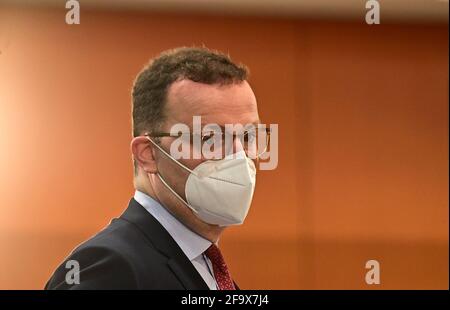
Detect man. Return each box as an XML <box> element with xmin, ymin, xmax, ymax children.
<box><xmin>45</xmin><ymin>47</ymin><xmax>265</xmax><ymax>289</ymax></box>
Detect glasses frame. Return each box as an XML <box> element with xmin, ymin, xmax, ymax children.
<box><xmin>144</xmin><ymin>127</ymin><xmax>271</xmax><ymax>159</ymax></box>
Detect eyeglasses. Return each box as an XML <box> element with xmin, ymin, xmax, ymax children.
<box><xmin>145</xmin><ymin>127</ymin><xmax>271</xmax><ymax>160</ymax></box>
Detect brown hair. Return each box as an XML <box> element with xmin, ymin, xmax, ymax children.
<box><xmin>131</xmin><ymin>46</ymin><xmax>249</xmax><ymax>137</ymax></box>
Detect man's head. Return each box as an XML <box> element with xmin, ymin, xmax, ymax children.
<box><xmin>131</xmin><ymin>47</ymin><xmax>259</xmax><ymax>241</ymax></box>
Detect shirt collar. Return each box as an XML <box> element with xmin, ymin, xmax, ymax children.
<box><xmin>133</xmin><ymin>190</ymin><xmax>212</xmax><ymax>261</ymax></box>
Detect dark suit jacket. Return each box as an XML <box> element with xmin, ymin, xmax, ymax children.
<box><xmin>45</xmin><ymin>198</ymin><xmax>237</xmax><ymax>290</ymax></box>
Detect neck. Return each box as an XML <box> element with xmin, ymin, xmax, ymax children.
<box><xmin>134</xmin><ymin>174</ymin><xmax>225</xmax><ymax>243</ymax></box>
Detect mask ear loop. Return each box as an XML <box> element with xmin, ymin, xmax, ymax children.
<box><xmin>147</xmin><ymin>136</ymin><xmax>198</xmax><ymax>176</ymax></box>
<box><xmin>146</xmin><ymin>136</ymin><xmax>199</xmax><ymax>214</ymax></box>
<box><xmin>155</xmin><ymin>173</ymin><xmax>199</xmax><ymax>214</ymax></box>
<box><xmin>147</xmin><ymin>135</ymin><xmax>250</xmax><ymax>186</ymax></box>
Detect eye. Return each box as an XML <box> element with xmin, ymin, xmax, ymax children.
<box><xmin>201</xmin><ymin>132</ymin><xmax>216</xmax><ymax>145</ymax></box>
<box><xmin>243</xmin><ymin>130</ymin><xmax>256</xmax><ymax>143</ymax></box>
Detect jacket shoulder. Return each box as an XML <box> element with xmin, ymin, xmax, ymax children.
<box><xmin>45</xmin><ymin>218</ymin><xmax>163</xmax><ymax>290</ymax></box>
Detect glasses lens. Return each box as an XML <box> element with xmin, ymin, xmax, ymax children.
<box><xmin>191</xmin><ymin>128</ymin><xmax>270</xmax><ymax>160</ymax></box>
<box><xmin>239</xmin><ymin>128</ymin><xmax>269</xmax><ymax>159</ymax></box>
<box><xmin>199</xmin><ymin>131</ymin><xmax>225</xmax><ymax>159</ymax></box>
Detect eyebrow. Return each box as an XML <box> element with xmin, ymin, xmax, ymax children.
<box><xmin>199</xmin><ymin>122</ymin><xmax>262</xmax><ymax>131</ymax></box>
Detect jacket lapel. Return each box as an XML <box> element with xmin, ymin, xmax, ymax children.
<box><xmin>120</xmin><ymin>198</ymin><xmax>210</xmax><ymax>290</ymax></box>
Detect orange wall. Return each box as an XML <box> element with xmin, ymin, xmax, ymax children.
<box><xmin>0</xmin><ymin>6</ymin><xmax>448</xmax><ymax>289</ymax></box>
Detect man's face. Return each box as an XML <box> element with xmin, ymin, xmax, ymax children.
<box><xmin>153</xmin><ymin>79</ymin><xmax>259</xmax><ymax>201</ymax></box>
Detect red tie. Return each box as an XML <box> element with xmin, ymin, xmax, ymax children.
<box><xmin>205</xmin><ymin>244</ymin><xmax>236</xmax><ymax>290</ymax></box>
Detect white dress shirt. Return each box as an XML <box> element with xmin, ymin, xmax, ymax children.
<box><xmin>134</xmin><ymin>190</ymin><xmax>218</xmax><ymax>290</ymax></box>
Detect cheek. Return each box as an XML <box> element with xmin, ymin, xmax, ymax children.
<box><xmin>181</xmin><ymin>158</ymin><xmax>204</xmax><ymax>171</ymax></box>
<box><xmin>173</xmin><ymin>158</ymin><xmax>203</xmax><ymax>195</ymax></box>
<box><xmin>156</xmin><ymin>156</ymin><xmax>193</xmax><ymax>198</ymax></box>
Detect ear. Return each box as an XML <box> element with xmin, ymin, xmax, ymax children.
<box><xmin>131</xmin><ymin>136</ymin><xmax>158</xmax><ymax>174</ymax></box>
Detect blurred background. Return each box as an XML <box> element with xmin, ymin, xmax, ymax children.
<box><xmin>0</xmin><ymin>0</ymin><xmax>448</xmax><ymax>289</ymax></box>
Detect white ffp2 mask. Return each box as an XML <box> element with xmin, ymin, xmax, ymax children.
<box><xmin>148</xmin><ymin>138</ymin><xmax>256</xmax><ymax>226</ymax></box>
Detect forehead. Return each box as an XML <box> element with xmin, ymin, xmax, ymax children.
<box><xmin>165</xmin><ymin>79</ymin><xmax>259</xmax><ymax>128</ymax></box>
